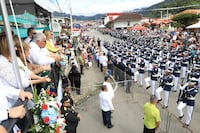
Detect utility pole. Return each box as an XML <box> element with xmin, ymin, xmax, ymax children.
<box><xmin>69</xmin><ymin>0</ymin><xmax>73</xmax><ymax>35</ymax></box>
<box><xmin>166</xmin><ymin>8</ymin><xmax>169</xmax><ymax>18</ymax></box>
<box><xmin>160</xmin><ymin>11</ymin><xmax>163</xmax><ymax>32</ymax></box>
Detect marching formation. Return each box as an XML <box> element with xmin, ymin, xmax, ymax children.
<box><xmin>102</xmin><ymin>30</ymin><xmax>199</xmax><ymax>128</ymax></box>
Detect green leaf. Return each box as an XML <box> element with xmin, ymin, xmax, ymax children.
<box><xmin>33</xmin><ymin>87</ymin><xmax>38</xmax><ymax>103</ymax></box>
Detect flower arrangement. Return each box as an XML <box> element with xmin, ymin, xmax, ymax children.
<box><xmin>29</xmin><ymin>88</ymin><xmax>66</xmax><ymax>133</ymax></box>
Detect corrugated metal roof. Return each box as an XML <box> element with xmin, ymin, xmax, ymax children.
<box><xmin>114</xmin><ymin>12</ymin><xmax>142</xmax><ymax>21</ymax></box>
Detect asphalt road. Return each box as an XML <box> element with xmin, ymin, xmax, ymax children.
<box><xmin>76</xmin><ymin>29</ymin><xmax>200</xmax><ymax>133</ymax></box>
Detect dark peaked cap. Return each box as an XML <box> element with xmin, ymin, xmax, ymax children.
<box><xmin>61</xmin><ymin>96</ymin><xmax>71</xmax><ymax>104</ymax></box>
<box><xmin>62</xmin><ymin>76</ymin><xmax>69</xmax><ymax>88</ymax></box>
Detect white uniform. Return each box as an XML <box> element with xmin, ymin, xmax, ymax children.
<box><xmin>103</xmin><ymin>81</ymin><xmax>114</xmax><ymax>99</ymax></box>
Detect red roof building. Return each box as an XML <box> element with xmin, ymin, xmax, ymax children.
<box><xmin>104</xmin><ymin>12</ymin><xmax>142</xmax><ymax>30</ymax></box>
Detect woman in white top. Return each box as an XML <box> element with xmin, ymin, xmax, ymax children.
<box><xmin>0</xmin><ymin>34</ymin><xmax>29</xmax><ymax>89</ymax></box>
<box><xmin>0</xmin><ymin>34</ymin><xmax>49</xmax><ymax>108</ymax></box>
<box><xmin>0</xmin><ymin>35</ymin><xmax>51</xmax><ymax>89</ymax></box>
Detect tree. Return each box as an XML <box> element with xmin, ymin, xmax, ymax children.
<box><xmin>172</xmin><ymin>13</ymin><xmax>199</xmax><ymax>28</ymax></box>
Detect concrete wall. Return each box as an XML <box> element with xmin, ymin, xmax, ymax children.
<box><xmin>113</xmin><ymin>21</ymin><xmax>141</xmax><ymax>29</ymax></box>
<box><xmin>104</xmin><ymin>15</ymin><xmax>119</xmax><ymax>25</ymax></box>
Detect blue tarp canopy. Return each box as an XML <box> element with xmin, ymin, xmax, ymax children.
<box><xmin>0</xmin><ymin>12</ymin><xmax>37</xmax><ymax>25</ymax></box>
<box><xmin>0</xmin><ymin>12</ymin><xmax>39</xmax><ymax>38</ymax></box>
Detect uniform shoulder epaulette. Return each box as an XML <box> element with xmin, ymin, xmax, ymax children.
<box><xmin>65</xmin><ymin>113</ymin><xmax>68</xmax><ymax>116</ymax></box>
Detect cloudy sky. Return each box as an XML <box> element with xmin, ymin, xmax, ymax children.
<box><xmin>38</xmin><ymin>0</ymin><xmax>164</xmax><ymax>16</ymax></box>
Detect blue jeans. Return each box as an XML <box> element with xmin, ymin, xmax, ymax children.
<box><xmin>102</xmin><ymin>110</ymin><xmax>112</xmax><ymax>127</ymax></box>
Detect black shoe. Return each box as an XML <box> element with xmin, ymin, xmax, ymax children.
<box><xmin>146</xmin><ymin>86</ymin><xmax>151</xmax><ymax>90</ymax></box>
<box><xmin>162</xmin><ymin>106</ymin><xmax>168</xmax><ymax>109</ymax></box>
<box><xmin>179</xmin><ymin>115</ymin><xmax>184</xmax><ymax>120</ymax></box>
<box><xmin>172</xmin><ymin>90</ymin><xmax>177</xmax><ymax>92</ymax></box>
<box><xmin>107</xmin><ymin>124</ymin><xmax>114</xmax><ymax>129</ymax></box>
<box><xmin>157</xmin><ymin>98</ymin><xmax>162</xmax><ymax>103</ymax></box>
<box><xmin>183</xmin><ymin>123</ymin><xmax>189</xmax><ymax>128</ymax></box>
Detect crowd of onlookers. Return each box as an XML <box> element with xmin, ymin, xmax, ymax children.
<box><xmin>0</xmin><ymin>27</ymin><xmax>102</xmax><ymax>132</ymax></box>
<box><xmin>2</xmin><ymin>25</ymin><xmax>200</xmax><ymax>132</ymax></box>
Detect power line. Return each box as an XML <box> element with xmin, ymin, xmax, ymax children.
<box><xmin>55</xmin><ymin>0</ymin><xmax>63</xmax><ymax>13</ymax></box>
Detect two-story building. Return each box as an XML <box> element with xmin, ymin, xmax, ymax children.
<box><xmin>104</xmin><ymin>12</ymin><xmax>142</xmax><ymax>30</ymax></box>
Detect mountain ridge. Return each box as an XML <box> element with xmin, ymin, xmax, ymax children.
<box><xmin>140</xmin><ymin>0</ymin><xmax>200</xmax><ymax>17</ymax></box>
<box><xmin>53</xmin><ymin>0</ymin><xmax>200</xmax><ymax>20</ymax></box>
<box><xmin>53</xmin><ymin>11</ymin><xmax>105</xmax><ymax>21</ymax></box>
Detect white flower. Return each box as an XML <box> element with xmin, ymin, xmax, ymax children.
<box><xmin>57</xmin><ymin>118</ymin><xmax>66</xmax><ymax>126</ymax></box>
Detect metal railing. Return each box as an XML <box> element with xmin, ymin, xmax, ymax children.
<box><xmin>156</xmin><ymin>104</ymin><xmax>194</xmax><ymax>133</ymax></box>
<box><xmin>1</xmin><ymin>88</ymin><xmax>30</xmax><ymax>133</ymax></box>
<box><xmin>76</xmin><ymin>65</ymin><xmax>194</xmax><ymax>133</ymax></box>
<box><xmin>0</xmin><ymin>63</ymin><xmax>62</xmax><ymax>133</ymax></box>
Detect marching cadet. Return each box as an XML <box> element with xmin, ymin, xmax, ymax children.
<box><xmin>112</xmin><ymin>56</ymin><xmax>119</xmax><ymax>81</ymax></box>
<box><xmin>156</xmin><ymin>69</ymin><xmax>173</xmax><ymax>109</ymax></box>
<box><xmin>187</xmin><ymin>67</ymin><xmax>200</xmax><ymax>87</ymax></box>
<box><xmin>126</xmin><ymin>63</ymin><xmax>134</xmax><ymax>93</ymax></box>
<box><xmin>172</xmin><ymin>59</ymin><xmax>182</xmax><ymax>92</ymax></box>
<box><xmin>130</xmin><ymin>55</ymin><xmax>137</xmax><ymax>73</ymax></box>
<box><xmin>132</xmin><ymin>55</ymin><xmax>139</xmax><ymax>83</ymax></box>
<box><xmin>138</xmin><ymin>58</ymin><xmax>145</xmax><ymax>87</ymax></box>
<box><xmin>146</xmin><ymin>63</ymin><xmax>160</xmax><ymax>95</ymax></box>
<box><xmin>181</xmin><ymin>52</ymin><xmax>190</xmax><ymax>85</ymax></box>
<box><xmin>168</xmin><ymin>49</ymin><xmax>176</xmax><ymax>68</ymax></box>
<box><xmin>177</xmin><ymin>82</ymin><xmax>199</xmax><ymax>127</ymax></box>
<box><xmin>61</xmin><ymin>96</ymin><xmax>81</xmax><ymax>133</ymax></box>
<box><xmin>144</xmin><ymin>50</ymin><xmax>151</xmax><ymax>71</ymax></box>
<box><xmin>193</xmin><ymin>56</ymin><xmax>200</xmax><ymax>69</ymax></box>
<box><xmin>159</xmin><ymin>56</ymin><xmax>167</xmax><ymax>75</ymax></box>
<box><xmin>118</xmin><ymin>58</ymin><xmax>126</xmax><ymax>86</ymax></box>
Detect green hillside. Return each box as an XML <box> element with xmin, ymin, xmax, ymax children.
<box><xmin>140</xmin><ymin>0</ymin><xmax>200</xmax><ymax>18</ymax></box>
<box><xmin>53</xmin><ymin>0</ymin><xmax>200</xmax><ymax>20</ymax></box>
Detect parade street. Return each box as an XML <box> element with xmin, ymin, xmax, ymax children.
<box><xmin>76</xmin><ymin>29</ymin><xmax>200</xmax><ymax>133</ymax></box>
